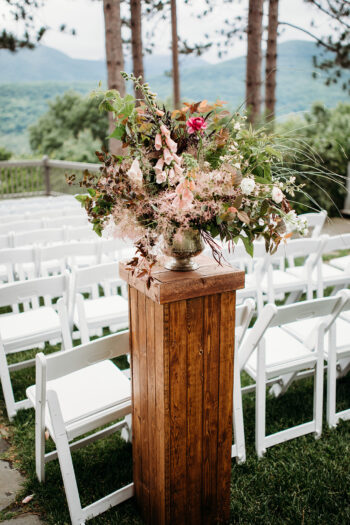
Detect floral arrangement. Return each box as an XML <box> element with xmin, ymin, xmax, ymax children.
<box><xmin>68</xmin><ymin>73</ymin><xmax>308</xmax><ymax>277</ymax></box>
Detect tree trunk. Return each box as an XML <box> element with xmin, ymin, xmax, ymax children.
<box><xmin>265</xmin><ymin>0</ymin><xmax>279</xmax><ymax>125</ymax></box>
<box><xmin>103</xmin><ymin>0</ymin><xmax>125</xmax><ymax>154</ymax></box>
<box><xmin>246</xmin><ymin>0</ymin><xmax>264</xmax><ymax>126</ymax></box>
<box><xmin>170</xmin><ymin>0</ymin><xmax>180</xmax><ymax>109</ymax></box>
<box><xmin>130</xmin><ymin>0</ymin><xmax>144</xmax><ymax>100</ymax></box>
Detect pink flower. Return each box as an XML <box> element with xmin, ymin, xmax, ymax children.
<box><xmin>165</xmin><ymin>135</ymin><xmax>178</xmax><ymax>153</ymax></box>
<box><xmin>156</xmin><ymin>109</ymin><xmax>165</xmax><ymax>117</ymax></box>
<box><xmin>156</xmin><ymin>170</ymin><xmax>167</xmax><ymax>184</ymax></box>
<box><xmin>155</xmin><ymin>157</ymin><xmax>164</xmax><ymax>175</ymax></box>
<box><xmin>168</xmin><ymin>168</ymin><xmax>176</xmax><ymax>184</ymax></box>
<box><xmin>163</xmin><ymin>148</ymin><xmax>173</xmax><ymax>165</ymax></box>
<box><xmin>155</xmin><ymin>133</ymin><xmax>162</xmax><ymax>151</ymax></box>
<box><xmin>160</xmin><ymin>124</ymin><xmax>170</xmax><ymax>138</ymax></box>
<box><xmin>172</xmin><ymin>153</ymin><xmax>182</xmax><ymax>165</ymax></box>
<box><xmin>127</xmin><ymin>159</ymin><xmax>143</xmax><ymax>186</ymax></box>
<box><xmin>186</xmin><ymin>116</ymin><xmax>208</xmax><ymax>134</ymax></box>
<box><xmin>174</xmin><ymin>163</ymin><xmax>183</xmax><ymax>176</ymax></box>
<box><xmin>173</xmin><ymin>188</ymin><xmax>194</xmax><ymax>210</ymax></box>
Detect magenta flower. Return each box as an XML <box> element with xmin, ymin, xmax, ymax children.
<box><xmin>186</xmin><ymin>116</ymin><xmax>208</xmax><ymax>134</ymax></box>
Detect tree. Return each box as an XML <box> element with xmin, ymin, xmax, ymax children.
<box><xmin>130</xmin><ymin>0</ymin><xmax>145</xmax><ymax>99</ymax></box>
<box><xmin>29</xmin><ymin>91</ymin><xmax>108</xmax><ymax>161</ymax></box>
<box><xmin>103</xmin><ymin>0</ymin><xmax>126</xmax><ymax>154</ymax></box>
<box><xmin>0</xmin><ymin>0</ymin><xmax>74</xmax><ymax>51</ymax></box>
<box><xmin>170</xmin><ymin>0</ymin><xmax>180</xmax><ymax>108</ymax></box>
<box><xmin>279</xmin><ymin>0</ymin><xmax>350</xmax><ymax>91</ymax></box>
<box><xmin>246</xmin><ymin>0</ymin><xmax>264</xmax><ymax>125</ymax></box>
<box><xmin>265</xmin><ymin>0</ymin><xmax>279</xmax><ymax>124</ymax></box>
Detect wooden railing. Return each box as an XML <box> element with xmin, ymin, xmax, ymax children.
<box><xmin>0</xmin><ymin>156</ymin><xmax>100</xmax><ymax>199</ymax></box>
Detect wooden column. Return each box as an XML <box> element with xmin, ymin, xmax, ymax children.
<box><xmin>120</xmin><ymin>258</ymin><xmax>245</xmax><ymax>525</ymax></box>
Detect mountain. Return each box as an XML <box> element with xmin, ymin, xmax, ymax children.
<box><xmin>0</xmin><ymin>40</ymin><xmax>349</xmax><ymax>154</ymax></box>
<box><xmin>0</xmin><ymin>45</ymin><xmax>207</xmax><ymax>83</ymax></box>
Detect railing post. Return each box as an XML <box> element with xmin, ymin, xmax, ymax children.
<box><xmin>42</xmin><ymin>155</ymin><xmax>51</xmax><ymax>196</ymax></box>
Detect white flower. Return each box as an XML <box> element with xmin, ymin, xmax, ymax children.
<box><xmin>271</xmin><ymin>186</ymin><xmax>284</xmax><ymax>203</ymax></box>
<box><xmin>127</xmin><ymin>159</ymin><xmax>143</xmax><ymax>186</ymax></box>
<box><xmin>289</xmin><ymin>176</ymin><xmax>296</xmax><ymax>183</ymax></box>
<box><xmin>284</xmin><ymin>210</ymin><xmax>308</xmax><ymax>235</ymax></box>
<box><xmin>258</xmin><ymin>218</ymin><xmax>265</xmax><ymax>226</ymax></box>
<box><xmin>240</xmin><ymin>178</ymin><xmax>256</xmax><ymax>195</ymax></box>
<box><xmin>234</xmin><ymin>122</ymin><xmax>241</xmax><ymax>131</ymax></box>
<box><xmin>234</xmin><ymin>162</ymin><xmax>241</xmax><ymax>169</ymax></box>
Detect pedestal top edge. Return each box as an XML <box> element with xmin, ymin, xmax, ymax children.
<box><xmin>119</xmin><ymin>257</ymin><xmax>245</xmax><ymax>304</ymax></box>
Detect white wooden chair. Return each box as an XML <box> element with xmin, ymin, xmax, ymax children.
<box><xmin>43</xmin><ymin>216</ymin><xmax>88</xmax><ymax>229</ymax></box>
<box><xmin>263</xmin><ymin>237</ymin><xmax>324</xmax><ymax>305</ymax></box>
<box><xmin>66</xmin><ymin>225</ymin><xmax>96</xmax><ymax>242</ymax></box>
<box><xmin>100</xmin><ymin>238</ymin><xmax>135</xmax><ymax>264</ymax></box>
<box><xmin>232</xmin><ymin>299</ymin><xmax>255</xmax><ymax>463</ymax></box>
<box><xmin>37</xmin><ymin>241</ymin><xmax>100</xmax><ymax>277</ymax></box>
<box><xmin>0</xmin><ymin>219</ymin><xmax>43</xmax><ymax>235</ymax></box>
<box><xmin>318</xmin><ymin>234</ymin><xmax>350</xmax><ymax>296</ymax></box>
<box><xmin>238</xmin><ymin>292</ymin><xmax>350</xmax><ymax>457</ymax></box>
<box><xmin>26</xmin><ymin>331</ymin><xmax>133</xmax><ymax>525</ymax></box>
<box><xmin>299</xmin><ymin>210</ymin><xmax>327</xmax><ymax>238</ymax></box>
<box><xmin>11</xmin><ymin>228</ymin><xmax>66</xmax><ymax>248</ymax></box>
<box><xmin>0</xmin><ymin>274</ymin><xmax>72</xmax><ymax>419</ymax></box>
<box><xmin>69</xmin><ymin>262</ymin><xmax>128</xmax><ymax>343</ymax></box>
<box><xmin>0</xmin><ymin>246</ymin><xmax>38</xmax><ymax>285</ymax></box>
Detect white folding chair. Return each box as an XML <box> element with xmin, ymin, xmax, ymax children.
<box><xmin>69</xmin><ymin>262</ymin><xmax>128</xmax><ymax>343</ymax></box>
<box><xmin>66</xmin><ymin>225</ymin><xmax>96</xmax><ymax>242</ymax></box>
<box><xmin>0</xmin><ymin>274</ymin><xmax>72</xmax><ymax>419</ymax></box>
<box><xmin>299</xmin><ymin>210</ymin><xmax>327</xmax><ymax>238</ymax></box>
<box><xmin>0</xmin><ymin>219</ymin><xmax>43</xmax><ymax>235</ymax></box>
<box><xmin>232</xmin><ymin>299</ymin><xmax>255</xmax><ymax>464</ymax></box>
<box><xmin>43</xmin><ymin>216</ymin><xmax>88</xmax><ymax>229</ymax></box>
<box><xmin>26</xmin><ymin>331</ymin><xmax>133</xmax><ymax>525</ymax></box>
<box><xmin>263</xmin><ymin>237</ymin><xmax>324</xmax><ymax>305</ymax></box>
<box><xmin>319</xmin><ymin>234</ymin><xmax>350</xmax><ymax>295</ymax></box>
<box><xmin>100</xmin><ymin>238</ymin><xmax>135</xmax><ymax>264</ymax></box>
<box><xmin>238</xmin><ymin>291</ymin><xmax>350</xmax><ymax>457</ymax></box>
<box><xmin>37</xmin><ymin>241</ymin><xmax>100</xmax><ymax>277</ymax></box>
<box><xmin>12</xmin><ymin>228</ymin><xmax>66</xmax><ymax>248</ymax></box>
<box><xmin>0</xmin><ymin>246</ymin><xmax>38</xmax><ymax>285</ymax></box>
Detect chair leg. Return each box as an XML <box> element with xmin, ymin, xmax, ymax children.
<box><xmin>0</xmin><ymin>344</ymin><xmax>17</xmax><ymax>420</ymax></box>
<box><xmin>255</xmin><ymin>341</ymin><xmax>266</xmax><ymax>458</ymax></box>
<box><xmin>327</xmin><ymin>346</ymin><xmax>338</xmax><ymax>429</ymax></box>
<box><xmin>233</xmin><ymin>365</ymin><xmax>246</xmax><ymax>463</ymax></box>
<box><xmin>47</xmin><ymin>390</ymin><xmax>84</xmax><ymax>525</ymax></box>
<box><xmin>314</xmin><ymin>350</ymin><xmax>324</xmax><ymax>439</ymax></box>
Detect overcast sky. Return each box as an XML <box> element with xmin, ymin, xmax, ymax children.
<box><xmin>0</xmin><ymin>0</ymin><xmax>331</xmax><ymax>63</ymax></box>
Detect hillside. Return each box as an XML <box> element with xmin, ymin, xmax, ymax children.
<box><xmin>0</xmin><ymin>40</ymin><xmax>349</xmax><ymax>154</ymax></box>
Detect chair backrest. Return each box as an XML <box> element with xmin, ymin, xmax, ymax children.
<box><xmin>0</xmin><ymin>219</ymin><xmax>43</xmax><ymax>235</ymax></box>
<box><xmin>72</xmin><ymin>261</ymin><xmax>120</xmax><ymax>290</ymax></box>
<box><xmin>0</xmin><ymin>234</ymin><xmax>11</xmax><ymax>249</ymax></box>
<box><xmin>264</xmin><ymin>238</ymin><xmax>323</xmax><ymax>269</ymax></box>
<box><xmin>221</xmin><ymin>240</ymin><xmax>266</xmax><ymax>273</ymax></box>
<box><xmin>37</xmin><ymin>330</ymin><xmax>129</xmax><ymax>382</ymax></box>
<box><xmin>0</xmin><ymin>272</ymin><xmax>69</xmax><ymax>311</ymax></box>
<box><xmin>239</xmin><ymin>290</ymin><xmax>350</xmax><ymax>368</ymax></box>
<box><xmin>299</xmin><ymin>210</ymin><xmax>327</xmax><ymax>238</ymax></box>
<box><xmin>66</xmin><ymin>225</ymin><xmax>95</xmax><ymax>242</ymax></box>
<box><xmin>43</xmin><ymin>216</ymin><xmax>88</xmax><ymax>229</ymax></box>
<box><xmin>235</xmin><ymin>299</ymin><xmax>255</xmax><ymax>346</ymax></box>
<box><xmin>0</xmin><ymin>247</ymin><xmax>38</xmax><ymax>281</ymax></box>
<box><xmin>322</xmin><ymin>233</ymin><xmax>350</xmax><ymax>256</ymax></box>
<box><xmin>12</xmin><ymin>228</ymin><xmax>66</xmax><ymax>248</ymax></box>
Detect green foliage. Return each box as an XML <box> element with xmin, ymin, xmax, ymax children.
<box><xmin>277</xmin><ymin>102</ymin><xmax>350</xmax><ymax>215</ymax></box>
<box><xmin>29</xmin><ymin>90</ymin><xmax>108</xmax><ymax>161</ymax></box>
<box><xmin>0</xmin><ymin>146</ymin><xmax>11</xmax><ymax>160</ymax></box>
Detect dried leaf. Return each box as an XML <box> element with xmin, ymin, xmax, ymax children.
<box><xmin>237</xmin><ymin>210</ymin><xmax>250</xmax><ymax>224</ymax></box>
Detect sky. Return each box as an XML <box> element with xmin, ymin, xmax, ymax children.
<box><xmin>0</xmin><ymin>0</ymin><xmax>332</xmax><ymax>64</ymax></box>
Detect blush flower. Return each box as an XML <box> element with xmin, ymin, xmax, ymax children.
<box><xmin>272</xmin><ymin>186</ymin><xmax>284</xmax><ymax>204</ymax></box>
<box><xmin>127</xmin><ymin>159</ymin><xmax>143</xmax><ymax>186</ymax></box>
<box><xmin>155</xmin><ymin>133</ymin><xmax>162</xmax><ymax>151</ymax></box>
<box><xmin>163</xmin><ymin>148</ymin><xmax>173</xmax><ymax>165</ymax></box>
<box><xmin>186</xmin><ymin>116</ymin><xmax>208</xmax><ymax>134</ymax></box>
<box><xmin>156</xmin><ymin>170</ymin><xmax>167</xmax><ymax>184</ymax></box>
<box><xmin>160</xmin><ymin>124</ymin><xmax>171</xmax><ymax>138</ymax></box>
<box><xmin>155</xmin><ymin>157</ymin><xmax>164</xmax><ymax>175</ymax></box>
<box><xmin>165</xmin><ymin>135</ymin><xmax>178</xmax><ymax>153</ymax></box>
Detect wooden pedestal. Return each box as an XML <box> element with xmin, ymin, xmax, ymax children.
<box><xmin>120</xmin><ymin>258</ymin><xmax>244</xmax><ymax>525</ymax></box>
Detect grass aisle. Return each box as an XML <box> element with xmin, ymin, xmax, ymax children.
<box><xmin>0</xmin><ymin>344</ymin><xmax>350</xmax><ymax>524</ymax></box>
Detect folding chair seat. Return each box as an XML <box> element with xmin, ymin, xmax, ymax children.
<box><xmin>238</xmin><ymin>291</ymin><xmax>350</xmax><ymax>457</ymax></box>
<box><xmin>70</xmin><ymin>262</ymin><xmax>128</xmax><ymax>344</ymax></box>
<box><xmin>0</xmin><ymin>274</ymin><xmax>72</xmax><ymax>419</ymax></box>
<box><xmin>27</xmin><ymin>332</ymin><xmax>133</xmax><ymax>525</ymax></box>
<box><xmin>329</xmin><ymin>255</ymin><xmax>350</xmax><ymax>271</ymax></box>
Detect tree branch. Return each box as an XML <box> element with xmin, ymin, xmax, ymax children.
<box><xmin>279</xmin><ymin>21</ymin><xmax>338</xmax><ymax>52</ymax></box>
